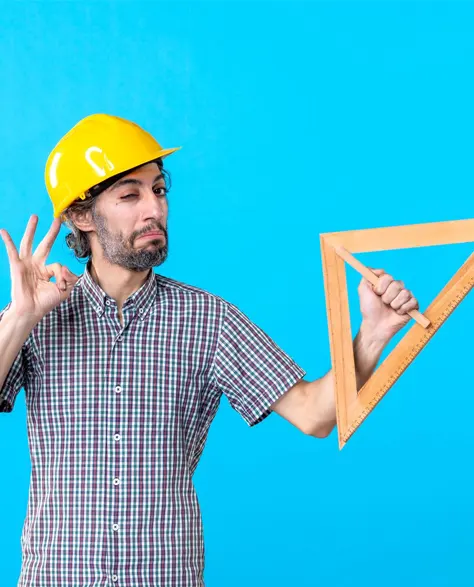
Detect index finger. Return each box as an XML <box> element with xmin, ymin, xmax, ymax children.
<box><xmin>33</xmin><ymin>217</ymin><xmax>62</xmax><ymax>263</ymax></box>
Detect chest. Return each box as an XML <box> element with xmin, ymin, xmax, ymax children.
<box><xmin>26</xmin><ymin>309</ymin><xmax>217</xmax><ymax>432</ymax></box>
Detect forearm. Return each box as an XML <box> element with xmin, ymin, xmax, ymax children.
<box><xmin>353</xmin><ymin>321</ymin><xmax>388</xmax><ymax>389</ymax></box>
<box><xmin>304</xmin><ymin>322</ymin><xmax>388</xmax><ymax>437</ymax></box>
<box><xmin>0</xmin><ymin>306</ymin><xmax>37</xmax><ymax>392</ymax></box>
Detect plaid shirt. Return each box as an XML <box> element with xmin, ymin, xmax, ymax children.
<box><xmin>0</xmin><ymin>260</ymin><xmax>306</xmax><ymax>586</ymax></box>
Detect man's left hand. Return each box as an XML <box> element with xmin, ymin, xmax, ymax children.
<box><xmin>358</xmin><ymin>269</ymin><xmax>420</xmax><ymax>342</ymax></box>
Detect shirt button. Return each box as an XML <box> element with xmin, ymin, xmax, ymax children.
<box><xmin>118</xmin><ymin>335</ymin><xmax>123</xmax><ymax>341</ymax></box>
<box><xmin>115</xmin><ymin>385</ymin><xmax>122</xmax><ymax>393</ymax></box>
<box><xmin>112</xmin><ymin>575</ymin><xmax>118</xmax><ymax>582</ymax></box>
<box><xmin>112</xmin><ymin>523</ymin><xmax>119</xmax><ymax>531</ymax></box>
<box><xmin>114</xmin><ymin>434</ymin><xmax>121</xmax><ymax>441</ymax></box>
<box><xmin>138</xmin><ymin>308</ymin><xmax>143</xmax><ymax>314</ymax></box>
<box><xmin>106</xmin><ymin>300</ymin><xmax>112</xmax><ymax>306</ymax></box>
<box><xmin>113</xmin><ymin>478</ymin><xmax>120</xmax><ymax>485</ymax></box>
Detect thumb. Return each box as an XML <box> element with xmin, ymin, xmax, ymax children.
<box><xmin>359</xmin><ymin>268</ymin><xmax>384</xmax><ymax>292</ymax></box>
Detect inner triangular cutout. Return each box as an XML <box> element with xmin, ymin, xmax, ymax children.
<box><xmin>320</xmin><ymin>218</ymin><xmax>474</xmax><ymax>449</ymax></box>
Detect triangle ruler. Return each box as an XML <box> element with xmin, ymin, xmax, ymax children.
<box><xmin>320</xmin><ymin>218</ymin><xmax>474</xmax><ymax>450</ymax></box>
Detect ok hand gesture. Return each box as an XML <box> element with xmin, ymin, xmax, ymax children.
<box><xmin>0</xmin><ymin>215</ymin><xmax>79</xmax><ymax>323</ymax></box>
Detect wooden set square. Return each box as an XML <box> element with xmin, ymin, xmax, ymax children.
<box><xmin>320</xmin><ymin>219</ymin><xmax>474</xmax><ymax>449</ymax></box>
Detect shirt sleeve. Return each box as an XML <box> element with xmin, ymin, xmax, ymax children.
<box><xmin>0</xmin><ymin>302</ymin><xmax>28</xmax><ymax>413</ymax></box>
<box><xmin>212</xmin><ymin>301</ymin><xmax>307</xmax><ymax>426</ymax></box>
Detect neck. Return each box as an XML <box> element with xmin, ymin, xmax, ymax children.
<box><xmin>88</xmin><ymin>257</ymin><xmax>151</xmax><ymax>312</ymax></box>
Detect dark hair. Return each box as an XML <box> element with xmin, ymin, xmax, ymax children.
<box><xmin>60</xmin><ymin>158</ymin><xmax>171</xmax><ymax>262</ymax></box>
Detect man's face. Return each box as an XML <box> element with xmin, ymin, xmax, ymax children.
<box><xmin>91</xmin><ymin>162</ymin><xmax>169</xmax><ymax>272</ymax></box>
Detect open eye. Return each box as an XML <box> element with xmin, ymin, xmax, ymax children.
<box><xmin>154</xmin><ymin>186</ymin><xmax>168</xmax><ymax>197</ymax></box>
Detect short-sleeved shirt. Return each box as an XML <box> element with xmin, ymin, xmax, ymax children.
<box><xmin>0</xmin><ymin>260</ymin><xmax>306</xmax><ymax>586</ymax></box>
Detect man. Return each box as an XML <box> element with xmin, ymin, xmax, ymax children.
<box><xmin>0</xmin><ymin>114</ymin><xmax>420</xmax><ymax>586</ymax></box>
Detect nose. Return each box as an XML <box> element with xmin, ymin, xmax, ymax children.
<box><xmin>141</xmin><ymin>187</ymin><xmax>167</xmax><ymax>221</ymax></box>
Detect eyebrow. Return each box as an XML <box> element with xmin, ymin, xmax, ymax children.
<box><xmin>110</xmin><ymin>173</ymin><xmax>165</xmax><ymax>192</ymax></box>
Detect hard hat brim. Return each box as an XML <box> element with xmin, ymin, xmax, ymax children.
<box><xmin>53</xmin><ymin>146</ymin><xmax>182</xmax><ymax>219</ymax></box>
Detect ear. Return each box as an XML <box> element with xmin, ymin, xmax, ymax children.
<box><xmin>69</xmin><ymin>207</ymin><xmax>95</xmax><ymax>233</ymax></box>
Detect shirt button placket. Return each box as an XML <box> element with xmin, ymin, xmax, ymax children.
<box><xmin>112</xmin><ymin>382</ymin><xmax>121</xmax><ymax>582</ymax></box>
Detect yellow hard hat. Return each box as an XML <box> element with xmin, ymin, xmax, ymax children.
<box><xmin>45</xmin><ymin>113</ymin><xmax>181</xmax><ymax>219</ymax></box>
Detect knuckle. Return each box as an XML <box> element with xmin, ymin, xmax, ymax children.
<box><xmin>375</xmin><ymin>280</ymin><xmax>388</xmax><ymax>295</ymax></box>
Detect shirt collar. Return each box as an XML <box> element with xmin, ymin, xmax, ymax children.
<box><xmin>79</xmin><ymin>259</ymin><xmax>158</xmax><ymax>320</ymax></box>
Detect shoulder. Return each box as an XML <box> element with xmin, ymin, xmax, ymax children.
<box><xmin>154</xmin><ymin>273</ymin><xmax>234</xmax><ymax>315</ymax></box>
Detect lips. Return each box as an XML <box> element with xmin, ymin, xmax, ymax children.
<box><xmin>139</xmin><ymin>232</ymin><xmax>164</xmax><ymax>239</ymax></box>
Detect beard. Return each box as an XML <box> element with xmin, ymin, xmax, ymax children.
<box><xmin>91</xmin><ymin>207</ymin><xmax>168</xmax><ymax>272</ymax></box>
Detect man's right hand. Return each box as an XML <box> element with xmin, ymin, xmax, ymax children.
<box><xmin>0</xmin><ymin>215</ymin><xmax>79</xmax><ymax>324</ymax></box>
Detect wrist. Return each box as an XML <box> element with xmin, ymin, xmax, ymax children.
<box><xmin>353</xmin><ymin>321</ymin><xmax>389</xmax><ymax>389</ymax></box>
<box><xmin>359</xmin><ymin>319</ymin><xmax>391</xmax><ymax>350</ymax></box>
<box><xmin>5</xmin><ymin>304</ymin><xmax>41</xmax><ymax>329</ymax></box>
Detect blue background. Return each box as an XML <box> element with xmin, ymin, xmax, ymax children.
<box><xmin>0</xmin><ymin>1</ymin><xmax>473</xmax><ymax>585</ymax></box>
